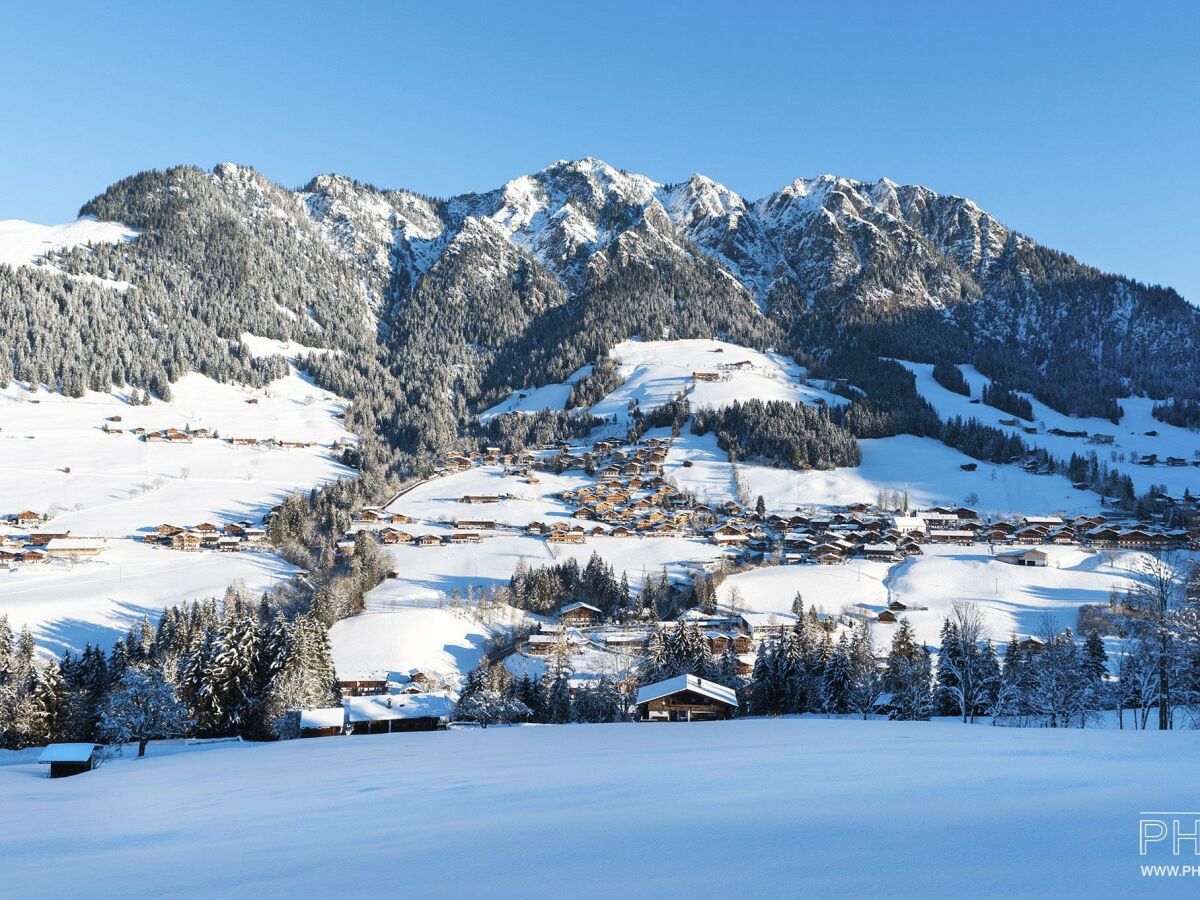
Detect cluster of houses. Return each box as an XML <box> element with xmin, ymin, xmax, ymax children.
<box><xmin>1</xmin><ymin>515</ymin><xmax>107</xmax><ymax>566</ymax></box>
<box><xmin>143</xmin><ymin>521</ymin><xmax>267</xmax><ymax>552</ymax></box>
<box><xmin>441</xmin><ymin>447</ymin><xmax>538</xmax><ymax>476</ymax></box>
<box><xmin>98</xmin><ymin>416</ymin><xmax>322</xmax><ymax>450</ymax></box>
<box><xmin>411</xmin><ymin>431</ymin><xmax>1200</xmax><ymax>564</ymax></box>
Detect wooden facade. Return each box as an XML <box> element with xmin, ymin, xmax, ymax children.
<box><xmin>638</xmin><ymin>688</ymin><xmax>733</xmax><ymax>722</ymax></box>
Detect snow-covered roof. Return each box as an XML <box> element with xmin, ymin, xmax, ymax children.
<box><xmin>635</xmin><ymin>674</ymin><xmax>738</xmax><ymax>708</ymax></box>
<box><xmin>299</xmin><ymin>708</ymin><xmax>346</xmax><ymax>730</ymax></box>
<box><xmin>393</xmin><ymin>693</ymin><xmax>454</xmax><ymax>719</ymax></box>
<box><xmin>44</xmin><ymin>538</ymin><xmax>104</xmax><ymax>550</ymax></box>
<box><xmin>343</xmin><ymin>697</ymin><xmax>402</xmax><ymax>722</ymax></box>
<box><xmin>892</xmin><ymin>516</ymin><xmax>925</xmax><ymax>531</ymax></box>
<box><xmin>38</xmin><ymin>743</ymin><xmax>100</xmax><ymax>764</ymax></box>
<box><xmin>560</xmin><ymin>602</ymin><xmax>601</xmax><ymax>614</ymax></box>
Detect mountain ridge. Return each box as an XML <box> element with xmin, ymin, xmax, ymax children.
<box><xmin>0</xmin><ymin>156</ymin><xmax>1194</xmax><ymax>475</ymax></box>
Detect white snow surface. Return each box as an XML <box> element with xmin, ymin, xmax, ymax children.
<box><xmin>0</xmin><ymin>369</ymin><xmax>352</xmax><ymax>654</ymax></box>
<box><xmin>740</xmin><ymin>435</ymin><xmax>1104</xmax><ymax>517</ymax></box>
<box><xmin>478</xmin><ymin>365</ymin><xmax>591</xmax><ymax>422</ymax></box>
<box><xmin>716</xmin><ymin>545</ymin><xmax>1174</xmax><ymax>649</ymax></box>
<box><xmin>0</xmin><ymin>539</ymin><xmax>300</xmax><ymax>658</ymax></box>
<box><xmin>0</xmin><ymin>718</ymin><xmax>1192</xmax><ymax>898</ymax></box>
<box><xmin>0</xmin><ymin>216</ymin><xmax>137</xmax><ymax>268</ymax></box>
<box><xmin>665</xmin><ymin>430</ymin><xmax>1101</xmax><ymax>518</ymax></box>
<box><xmin>330</xmin><ymin>604</ymin><xmax>527</xmax><ymax>686</ymax></box>
<box><xmin>0</xmin><ymin>369</ymin><xmax>351</xmax><ymax>537</ymax></box>
<box><xmin>591</xmin><ymin>339</ymin><xmax>845</xmax><ymax>421</ymax></box>
<box><xmin>898</xmin><ymin>360</ymin><xmax>1200</xmax><ymax>497</ymax></box>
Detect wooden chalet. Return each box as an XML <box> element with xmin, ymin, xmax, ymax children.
<box><xmin>338</xmin><ymin>677</ymin><xmax>388</xmax><ymax>697</ymax></box>
<box><xmin>560</xmin><ymin>602</ymin><xmax>601</xmax><ymax>627</ymax></box>
<box><xmin>636</xmin><ymin>674</ymin><xmax>737</xmax><ymax>722</ymax></box>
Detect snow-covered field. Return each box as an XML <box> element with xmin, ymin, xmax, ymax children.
<box><xmin>330</xmin><ymin>602</ymin><xmax>528</xmax><ymax>684</ymax></box>
<box><xmin>479</xmin><ymin>338</ymin><xmax>844</xmax><ymax>423</ymax></box>
<box><xmin>668</xmin><ymin>429</ymin><xmax>1102</xmax><ymax>517</ymax></box>
<box><xmin>899</xmin><ymin>360</ymin><xmax>1200</xmax><ymax>496</ymax></box>
<box><xmin>386</xmin><ymin>466</ymin><xmax>591</xmax><ymax>529</ymax></box>
<box><xmin>716</xmin><ymin>559</ymin><xmax>892</xmax><ymax>624</ymax></box>
<box><xmin>715</xmin><ymin>546</ymin><xmax>1179</xmax><ymax>649</ymax></box>
<box><xmin>479</xmin><ymin>364</ymin><xmax>592</xmax><ymax>422</ymax></box>
<box><xmin>0</xmin><ymin>370</ymin><xmax>351</xmax><ymax>536</ymax></box>
<box><xmin>0</xmin><ymin>541</ymin><xmax>298</xmax><ymax>657</ymax></box>
<box><xmin>884</xmin><ymin>545</ymin><xmax>1160</xmax><ymax>647</ymax></box>
<box><xmin>1</xmin><ymin>718</ymin><xmax>1193</xmax><ymax>898</ymax></box>
<box><xmin>0</xmin><ymin>368</ymin><xmax>352</xmax><ymax>654</ymax></box>
<box><xmin>590</xmin><ymin>338</ymin><xmax>845</xmax><ymax>419</ymax></box>
<box><xmin>740</xmin><ymin>434</ymin><xmax>1104</xmax><ymax>517</ymax></box>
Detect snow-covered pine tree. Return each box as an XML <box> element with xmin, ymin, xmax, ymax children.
<box><xmin>883</xmin><ymin>619</ymin><xmax>932</xmax><ymax>721</ymax></box>
<box><xmin>847</xmin><ymin>627</ymin><xmax>883</xmax><ymax>719</ymax></box>
<box><xmin>822</xmin><ymin>634</ymin><xmax>854</xmax><ymax>715</ymax></box>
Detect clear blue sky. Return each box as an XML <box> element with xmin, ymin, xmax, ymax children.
<box><xmin>2</xmin><ymin>0</ymin><xmax>1196</xmax><ymax>300</ymax></box>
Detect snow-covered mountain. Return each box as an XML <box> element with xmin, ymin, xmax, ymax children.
<box><xmin>2</xmin><ymin>157</ymin><xmax>1197</xmax><ymax>445</ymax></box>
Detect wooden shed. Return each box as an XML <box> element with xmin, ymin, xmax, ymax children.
<box><xmin>38</xmin><ymin>743</ymin><xmax>101</xmax><ymax>778</ymax></box>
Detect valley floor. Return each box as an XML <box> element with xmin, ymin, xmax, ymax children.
<box><xmin>1</xmin><ymin>717</ymin><xmax>1195</xmax><ymax>899</ymax></box>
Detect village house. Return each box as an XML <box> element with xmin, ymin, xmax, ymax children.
<box><xmin>299</xmin><ymin>708</ymin><xmax>347</xmax><ymax>738</ymax></box>
<box><xmin>416</xmin><ymin>534</ymin><xmax>443</xmax><ymax>547</ymax></box>
<box><xmin>171</xmin><ymin>532</ymin><xmax>201</xmax><ymax>554</ymax></box>
<box><xmin>456</xmin><ymin>520</ymin><xmax>497</xmax><ymax>530</ymax></box>
<box><xmin>559</xmin><ymin>602</ymin><xmax>602</xmax><ymax>627</ymax></box>
<box><xmin>636</xmin><ymin>674</ymin><xmax>737</xmax><ymax>722</ymax></box>
<box><xmin>13</xmin><ymin>510</ymin><xmax>44</xmax><ymax>528</ymax></box>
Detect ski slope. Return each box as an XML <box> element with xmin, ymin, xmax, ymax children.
<box><xmin>0</xmin><ymin>718</ymin><xmax>1192</xmax><ymax>899</ymax></box>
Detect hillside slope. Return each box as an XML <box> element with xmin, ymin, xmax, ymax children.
<box><xmin>0</xmin><ymin>718</ymin><xmax>1191</xmax><ymax>899</ymax></box>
